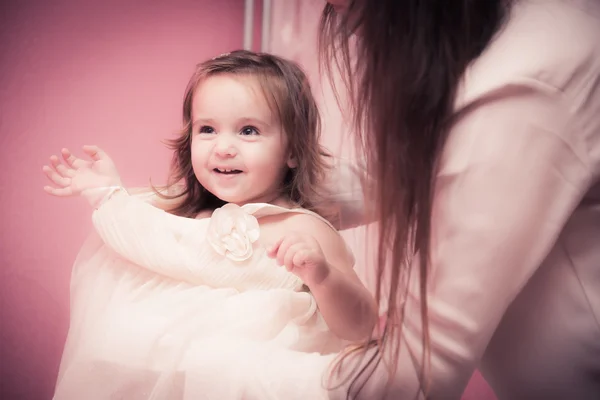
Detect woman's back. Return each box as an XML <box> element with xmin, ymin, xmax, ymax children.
<box><xmin>447</xmin><ymin>0</ymin><xmax>600</xmax><ymax>397</ymax></box>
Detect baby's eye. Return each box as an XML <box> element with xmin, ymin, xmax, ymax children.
<box><xmin>199</xmin><ymin>126</ymin><xmax>215</xmax><ymax>134</ymax></box>
<box><xmin>240</xmin><ymin>126</ymin><xmax>259</xmax><ymax>136</ymax></box>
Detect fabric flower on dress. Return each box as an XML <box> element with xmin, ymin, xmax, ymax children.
<box><xmin>207</xmin><ymin>203</ymin><xmax>260</xmax><ymax>262</ymax></box>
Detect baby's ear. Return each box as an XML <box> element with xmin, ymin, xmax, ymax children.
<box><xmin>287</xmin><ymin>154</ymin><xmax>298</xmax><ymax>169</ymax></box>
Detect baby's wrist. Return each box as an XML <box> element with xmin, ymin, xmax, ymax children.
<box><xmin>305</xmin><ymin>261</ymin><xmax>332</xmax><ymax>288</ymax></box>
<box><xmin>84</xmin><ymin>185</ymin><xmax>128</xmax><ymax>209</ymax></box>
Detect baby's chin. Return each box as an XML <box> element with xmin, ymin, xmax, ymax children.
<box><xmin>201</xmin><ymin>181</ymin><xmax>285</xmax><ymax>207</ymax></box>
<box><xmin>209</xmin><ymin>191</ymin><xmax>288</xmax><ymax>208</ymax></box>
<box><xmin>208</xmin><ymin>191</ymin><xmax>254</xmax><ymax>206</ymax></box>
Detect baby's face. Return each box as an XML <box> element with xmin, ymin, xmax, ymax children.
<box><xmin>190</xmin><ymin>74</ymin><xmax>294</xmax><ymax>206</ymax></box>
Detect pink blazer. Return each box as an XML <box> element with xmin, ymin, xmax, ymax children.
<box><xmin>329</xmin><ymin>0</ymin><xmax>600</xmax><ymax>398</ymax></box>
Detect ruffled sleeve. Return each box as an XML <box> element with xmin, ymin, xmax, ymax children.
<box><xmin>91</xmin><ymin>190</ymin><xmax>212</xmax><ymax>285</ymax></box>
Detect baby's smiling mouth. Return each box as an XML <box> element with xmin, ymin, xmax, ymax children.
<box><xmin>214</xmin><ymin>168</ymin><xmax>242</xmax><ymax>174</ymax></box>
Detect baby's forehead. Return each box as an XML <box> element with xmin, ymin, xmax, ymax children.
<box><xmin>192</xmin><ymin>74</ymin><xmax>283</xmax><ymax>125</ymax></box>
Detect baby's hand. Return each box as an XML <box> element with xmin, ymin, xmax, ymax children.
<box><xmin>43</xmin><ymin>145</ymin><xmax>123</xmax><ymax>207</ymax></box>
<box><xmin>267</xmin><ymin>232</ymin><xmax>331</xmax><ymax>287</ymax></box>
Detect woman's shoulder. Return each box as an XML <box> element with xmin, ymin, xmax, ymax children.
<box><xmin>450</xmin><ymin>0</ymin><xmax>600</xmax><ymax>175</ymax></box>
<box><xmin>458</xmin><ymin>0</ymin><xmax>600</xmax><ymax>108</ymax></box>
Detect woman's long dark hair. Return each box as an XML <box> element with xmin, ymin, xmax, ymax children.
<box><xmin>319</xmin><ymin>1</ymin><xmax>512</xmax><ymax>397</ymax></box>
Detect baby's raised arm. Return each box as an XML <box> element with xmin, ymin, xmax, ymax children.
<box><xmin>43</xmin><ymin>146</ymin><xmax>211</xmax><ymax>285</ymax></box>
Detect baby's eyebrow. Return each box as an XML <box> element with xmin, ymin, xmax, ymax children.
<box><xmin>236</xmin><ymin>117</ymin><xmax>271</xmax><ymax>127</ymax></box>
<box><xmin>192</xmin><ymin>117</ymin><xmax>217</xmax><ymax>127</ymax></box>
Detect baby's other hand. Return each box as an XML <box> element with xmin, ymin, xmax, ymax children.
<box><xmin>266</xmin><ymin>232</ymin><xmax>331</xmax><ymax>287</ymax></box>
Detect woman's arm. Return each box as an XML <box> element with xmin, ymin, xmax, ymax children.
<box><xmin>324</xmin><ymin>157</ymin><xmax>377</xmax><ymax>230</ymax></box>
<box><xmin>327</xmin><ymin>82</ymin><xmax>596</xmax><ymax>399</ymax></box>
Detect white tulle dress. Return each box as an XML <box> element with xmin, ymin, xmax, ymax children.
<box><xmin>53</xmin><ymin>190</ymin><xmax>343</xmax><ymax>400</ymax></box>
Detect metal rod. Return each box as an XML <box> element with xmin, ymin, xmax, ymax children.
<box><xmin>243</xmin><ymin>0</ymin><xmax>254</xmax><ymax>50</ymax></box>
<box><xmin>261</xmin><ymin>0</ymin><xmax>272</xmax><ymax>51</ymax></box>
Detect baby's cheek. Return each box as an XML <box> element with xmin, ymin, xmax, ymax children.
<box><xmin>250</xmin><ymin>160</ymin><xmax>288</xmax><ymax>180</ymax></box>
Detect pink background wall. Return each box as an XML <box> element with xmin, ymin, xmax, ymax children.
<box><xmin>0</xmin><ymin>1</ymin><xmax>244</xmax><ymax>398</ymax></box>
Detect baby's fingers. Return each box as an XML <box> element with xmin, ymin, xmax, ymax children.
<box><xmin>50</xmin><ymin>155</ymin><xmax>75</xmax><ymax>178</ymax></box>
<box><xmin>44</xmin><ymin>185</ymin><xmax>74</xmax><ymax>197</ymax></box>
<box><xmin>82</xmin><ymin>145</ymin><xmax>109</xmax><ymax>162</ymax></box>
<box><xmin>291</xmin><ymin>250</ymin><xmax>309</xmax><ymax>268</ymax></box>
<box><xmin>282</xmin><ymin>243</ymin><xmax>307</xmax><ymax>271</ymax></box>
<box><xmin>43</xmin><ymin>165</ymin><xmax>70</xmax><ymax>187</ymax></box>
<box><xmin>61</xmin><ymin>148</ymin><xmax>87</xmax><ymax>169</ymax></box>
<box><xmin>266</xmin><ymin>238</ymin><xmax>284</xmax><ymax>257</ymax></box>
